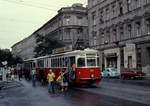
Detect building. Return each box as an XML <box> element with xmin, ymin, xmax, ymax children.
<box><xmin>12</xmin><ymin>3</ymin><xmax>88</xmax><ymax>60</ymax></box>
<box><xmin>88</xmin><ymin>0</ymin><xmax>150</xmax><ymax>76</ymax></box>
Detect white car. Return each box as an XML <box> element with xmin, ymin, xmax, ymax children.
<box><xmin>101</xmin><ymin>67</ymin><xmax>120</xmax><ymax>78</ymax></box>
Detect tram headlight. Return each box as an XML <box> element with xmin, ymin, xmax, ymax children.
<box><xmin>91</xmin><ymin>74</ymin><xmax>94</xmax><ymax>78</ymax></box>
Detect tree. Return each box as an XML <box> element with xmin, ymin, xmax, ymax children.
<box><xmin>0</xmin><ymin>49</ymin><xmax>22</xmax><ymax>67</ymax></box>
<box><xmin>34</xmin><ymin>34</ymin><xmax>64</xmax><ymax>57</ymax></box>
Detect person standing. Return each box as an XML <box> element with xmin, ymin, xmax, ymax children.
<box><xmin>32</xmin><ymin>68</ymin><xmax>36</xmax><ymax>86</ymax></box>
<box><xmin>18</xmin><ymin>69</ymin><xmax>22</xmax><ymax>81</ymax></box>
<box><xmin>10</xmin><ymin>67</ymin><xmax>14</xmax><ymax>81</ymax></box>
<box><xmin>61</xmin><ymin>68</ymin><xmax>68</xmax><ymax>92</ymax></box>
<box><xmin>47</xmin><ymin>69</ymin><xmax>55</xmax><ymax>93</ymax></box>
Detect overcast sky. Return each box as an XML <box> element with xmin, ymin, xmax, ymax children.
<box><xmin>0</xmin><ymin>0</ymin><xmax>87</xmax><ymax>49</ymax></box>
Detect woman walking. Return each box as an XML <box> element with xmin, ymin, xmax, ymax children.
<box><xmin>47</xmin><ymin>69</ymin><xmax>55</xmax><ymax>93</ymax></box>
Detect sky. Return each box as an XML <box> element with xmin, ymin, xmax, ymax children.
<box><xmin>0</xmin><ymin>0</ymin><xmax>87</xmax><ymax>49</ymax></box>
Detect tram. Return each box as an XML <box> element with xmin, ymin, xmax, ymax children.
<box><xmin>23</xmin><ymin>48</ymin><xmax>101</xmax><ymax>85</ymax></box>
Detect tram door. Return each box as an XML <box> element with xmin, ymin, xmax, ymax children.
<box><xmin>68</xmin><ymin>56</ymin><xmax>75</xmax><ymax>82</ymax></box>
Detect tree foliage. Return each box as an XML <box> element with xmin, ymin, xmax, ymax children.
<box><xmin>34</xmin><ymin>34</ymin><xmax>64</xmax><ymax>57</ymax></box>
<box><xmin>0</xmin><ymin>49</ymin><xmax>23</xmax><ymax>67</ymax></box>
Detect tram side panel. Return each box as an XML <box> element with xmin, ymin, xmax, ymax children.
<box><xmin>75</xmin><ymin>68</ymin><xmax>101</xmax><ymax>84</ymax></box>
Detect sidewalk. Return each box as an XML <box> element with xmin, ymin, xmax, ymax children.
<box><xmin>0</xmin><ymin>79</ymin><xmax>22</xmax><ymax>90</ymax></box>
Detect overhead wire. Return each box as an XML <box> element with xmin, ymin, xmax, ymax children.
<box><xmin>0</xmin><ymin>0</ymin><xmax>58</xmax><ymax>11</ymax></box>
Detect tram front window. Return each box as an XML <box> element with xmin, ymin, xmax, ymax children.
<box><xmin>77</xmin><ymin>58</ymin><xmax>85</xmax><ymax>67</ymax></box>
<box><xmin>87</xmin><ymin>58</ymin><xmax>96</xmax><ymax>66</ymax></box>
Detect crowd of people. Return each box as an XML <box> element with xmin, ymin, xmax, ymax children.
<box><xmin>1</xmin><ymin>63</ymin><xmax>76</xmax><ymax>94</ymax></box>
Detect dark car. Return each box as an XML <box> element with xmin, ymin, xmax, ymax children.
<box><xmin>121</xmin><ymin>69</ymin><xmax>145</xmax><ymax>80</ymax></box>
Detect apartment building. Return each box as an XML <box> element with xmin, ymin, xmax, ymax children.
<box><xmin>12</xmin><ymin>3</ymin><xmax>88</xmax><ymax>60</ymax></box>
<box><xmin>88</xmin><ymin>0</ymin><xmax>150</xmax><ymax>76</ymax></box>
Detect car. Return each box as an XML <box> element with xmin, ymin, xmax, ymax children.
<box><xmin>101</xmin><ymin>67</ymin><xmax>120</xmax><ymax>78</ymax></box>
<box><xmin>120</xmin><ymin>68</ymin><xmax>145</xmax><ymax>80</ymax></box>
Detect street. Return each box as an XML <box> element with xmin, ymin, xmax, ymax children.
<box><xmin>0</xmin><ymin>78</ymin><xmax>150</xmax><ymax>106</ymax></box>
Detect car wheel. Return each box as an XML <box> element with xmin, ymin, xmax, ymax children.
<box><xmin>121</xmin><ymin>76</ymin><xmax>125</xmax><ymax>80</ymax></box>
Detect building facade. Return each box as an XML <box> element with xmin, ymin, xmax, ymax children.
<box><xmin>88</xmin><ymin>0</ymin><xmax>150</xmax><ymax>76</ymax></box>
<box><xmin>12</xmin><ymin>3</ymin><xmax>88</xmax><ymax>60</ymax></box>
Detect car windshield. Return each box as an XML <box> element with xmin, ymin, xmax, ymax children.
<box><xmin>110</xmin><ymin>68</ymin><xmax>117</xmax><ymax>71</ymax></box>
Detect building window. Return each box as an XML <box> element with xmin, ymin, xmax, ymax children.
<box><xmin>120</xmin><ymin>26</ymin><xmax>124</xmax><ymax>40</ymax></box>
<box><xmin>112</xmin><ymin>4</ymin><xmax>116</xmax><ymax>18</ymax></box>
<box><xmin>127</xmin><ymin>0</ymin><xmax>131</xmax><ymax>11</ymax></box>
<box><xmin>120</xmin><ymin>48</ymin><xmax>124</xmax><ymax>67</ymax></box>
<box><xmin>137</xmin><ymin>48</ymin><xmax>142</xmax><ymax>69</ymax></box>
<box><xmin>101</xmin><ymin>33</ymin><xmax>104</xmax><ymax>44</ymax></box>
<box><xmin>128</xmin><ymin>24</ymin><xmax>132</xmax><ymax>38</ymax></box>
<box><xmin>119</xmin><ymin>2</ymin><xmax>123</xmax><ymax>16</ymax></box>
<box><xmin>113</xmin><ymin>28</ymin><xmax>117</xmax><ymax>41</ymax></box>
<box><xmin>106</xmin><ymin>30</ymin><xmax>110</xmax><ymax>43</ymax></box>
<box><xmin>135</xmin><ymin>0</ymin><xmax>141</xmax><ymax>8</ymax></box>
<box><xmin>147</xmin><ymin>19</ymin><xmax>150</xmax><ymax>35</ymax></box>
<box><xmin>92</xmin><ymin>11</ymin><xmax>96</xmax><ymax>26</ymax></box>
<box><xmin>99</xmin><ymin>9</ymin><xmax>104</xmax><ymax>24</ymax></box>
<box><xmin>106</xmin><ymin>8</ymin><xmax>109</xmax><ymax>21</ymax></box>
<box><xmin>77</xmin><ymin>16</ymin><xmax>82</xmax><ymax>25</ymax></box>
<box><xmin>136</xmin><ymin>22</ymin><xmax>141</xmax><ymax>36</ymax></box>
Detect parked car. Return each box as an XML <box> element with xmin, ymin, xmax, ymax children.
<box><xmin>120</xmin><ymin>69</ymin><xmax>145</xmax><ymax>80</ymax></box>
<box><xmin>101</xmin><ymin>67</ymin><xmax>120</xmax><ymax>78</ymax></box>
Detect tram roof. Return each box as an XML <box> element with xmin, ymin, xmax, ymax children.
<box><xmin>24</xmin><ymin>48</ymin><xmax>98</xmax><ymax>61</ymax></box>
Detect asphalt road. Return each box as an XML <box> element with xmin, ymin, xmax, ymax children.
<box><xmin>0</xmin><ymin>78</ymin><xmax>150</xmax><ymax>106</ymax></box>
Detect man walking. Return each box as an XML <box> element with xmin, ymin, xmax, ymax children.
<box><xmin>47</xmin><ymin>69</ymin><xmax>55</xmax><ymax>93</ymax></box>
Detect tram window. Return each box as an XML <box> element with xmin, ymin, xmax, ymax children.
<box><xmin>77</xmin><ymin>58</ymin><xmax>85</xmax><ymax>67</ymax></box>
<box><xmin>37</xmin><ymin>59</ymin><xmax>44</xmax><ymax>67</ymax></box>
<box><xmin>87</xmin><ymin>58</ymin><xmax>96</xmax><ymax>66</ymax></box>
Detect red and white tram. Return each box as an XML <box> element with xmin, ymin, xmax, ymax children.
<box><xmin>23</xmin><ymin>48</ymin><xmax>101</xmax><ymax>85</ymax></box>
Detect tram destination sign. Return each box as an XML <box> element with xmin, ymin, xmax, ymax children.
<box><xmin>52</xmin><ymin>45</ymin><xmax>72</xmax><ymax>54</ymax></box>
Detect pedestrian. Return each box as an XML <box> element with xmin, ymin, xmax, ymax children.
<box><xmin>47</xmin><ymin>69</ymin><xmax>55</xmax><ymax>93</ymax></box>
<box><xmin>10</xmin><ymin>67</ymin><xmax>15</xmax><ymax>81</ymax></box>
<box><xmin>32</xmin><ymin>68</ymin><xmax>36</xmax><ymax>86</ymax></box>
<box><xmin>60</xmin><ymin>68</ymin><xmax>68</xmax><ymax>92</ymax></box>
<box><xmin>18</xmin><ymin>69</ymin><xmax>22</xmax><ymax>81</ymax></box>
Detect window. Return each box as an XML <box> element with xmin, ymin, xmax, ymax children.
<box><xmin>77</xmin><ymin>58</ymin><xmax>85</xmax><ymax>67</ymax></box>
<box><xmin>112</xmin><ymin>4</ymin><xmax>116</xmax><ymax>18</ymax></box>
<box><xmin>127</xmin><ymin>0</ymin><xmax>131</xmax><ymax>11</ymax></box>
<box><xmin>101</xmin><ymin>33</ymin><xmax>105</xmax><ymax>44</ymax></box>
<box><xmin>106</xmin><ymin>30</ymin><xmax>110</xmax><ymax>43</ymax></box>
<box><xmin>106</xmin><ymin>8</ymin><xmax>109</xmax><ymax>20</ymax></box>
<box><xmin>136</xmin><ymin>22</ymin><xmax>141</xmax><ymax>36</ymax></box>
<box><xmin>135</xmin><ymin>0</ymin><xmax>141</xmax><ymax>8</ymax></box>
<box><xmin>99</xmin><ymin>9</ymin><xmax>104</xmax><ymax>24</ymax></box>
<box><xmin>137</xmin><ymin>48</ymin><xmax>142</xmax><ymax>69</ymax></box>
<box><xmin>92</xmin><ymin>11</ymin><xmax>96</xmax><ymax>26</ymax></box>
<box><xmin>87</xmin><ymin>58</ymin><xmax>96</xmax><ymax>67</ymax></box>
<box><xmin>113</xmin><ymin>28</ymin><xmax>117</xmax><ymax>41</ymax></box>
<box><xmin>119</xmin><ymin>2</ymin><xmax>123</xmax><ymax>16</ymax></box>
<box><xmin>120</xmin><ymin>26</ymin><xmax>124</xmax><ymax>40</ymax></box>
<box><xmin>128</xmin><ymin>24</ymin><xmax>132</xmax><ymax>38</ymax></box>
<box><xmin>37</xmin><ymin>59</ymin><xmax>44</xmax><ymax>67</ymax></box>
<box><xmin>147</xmin><ymin>19</ymin><xmax>150</xmax><ymax>35</ymax></box>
